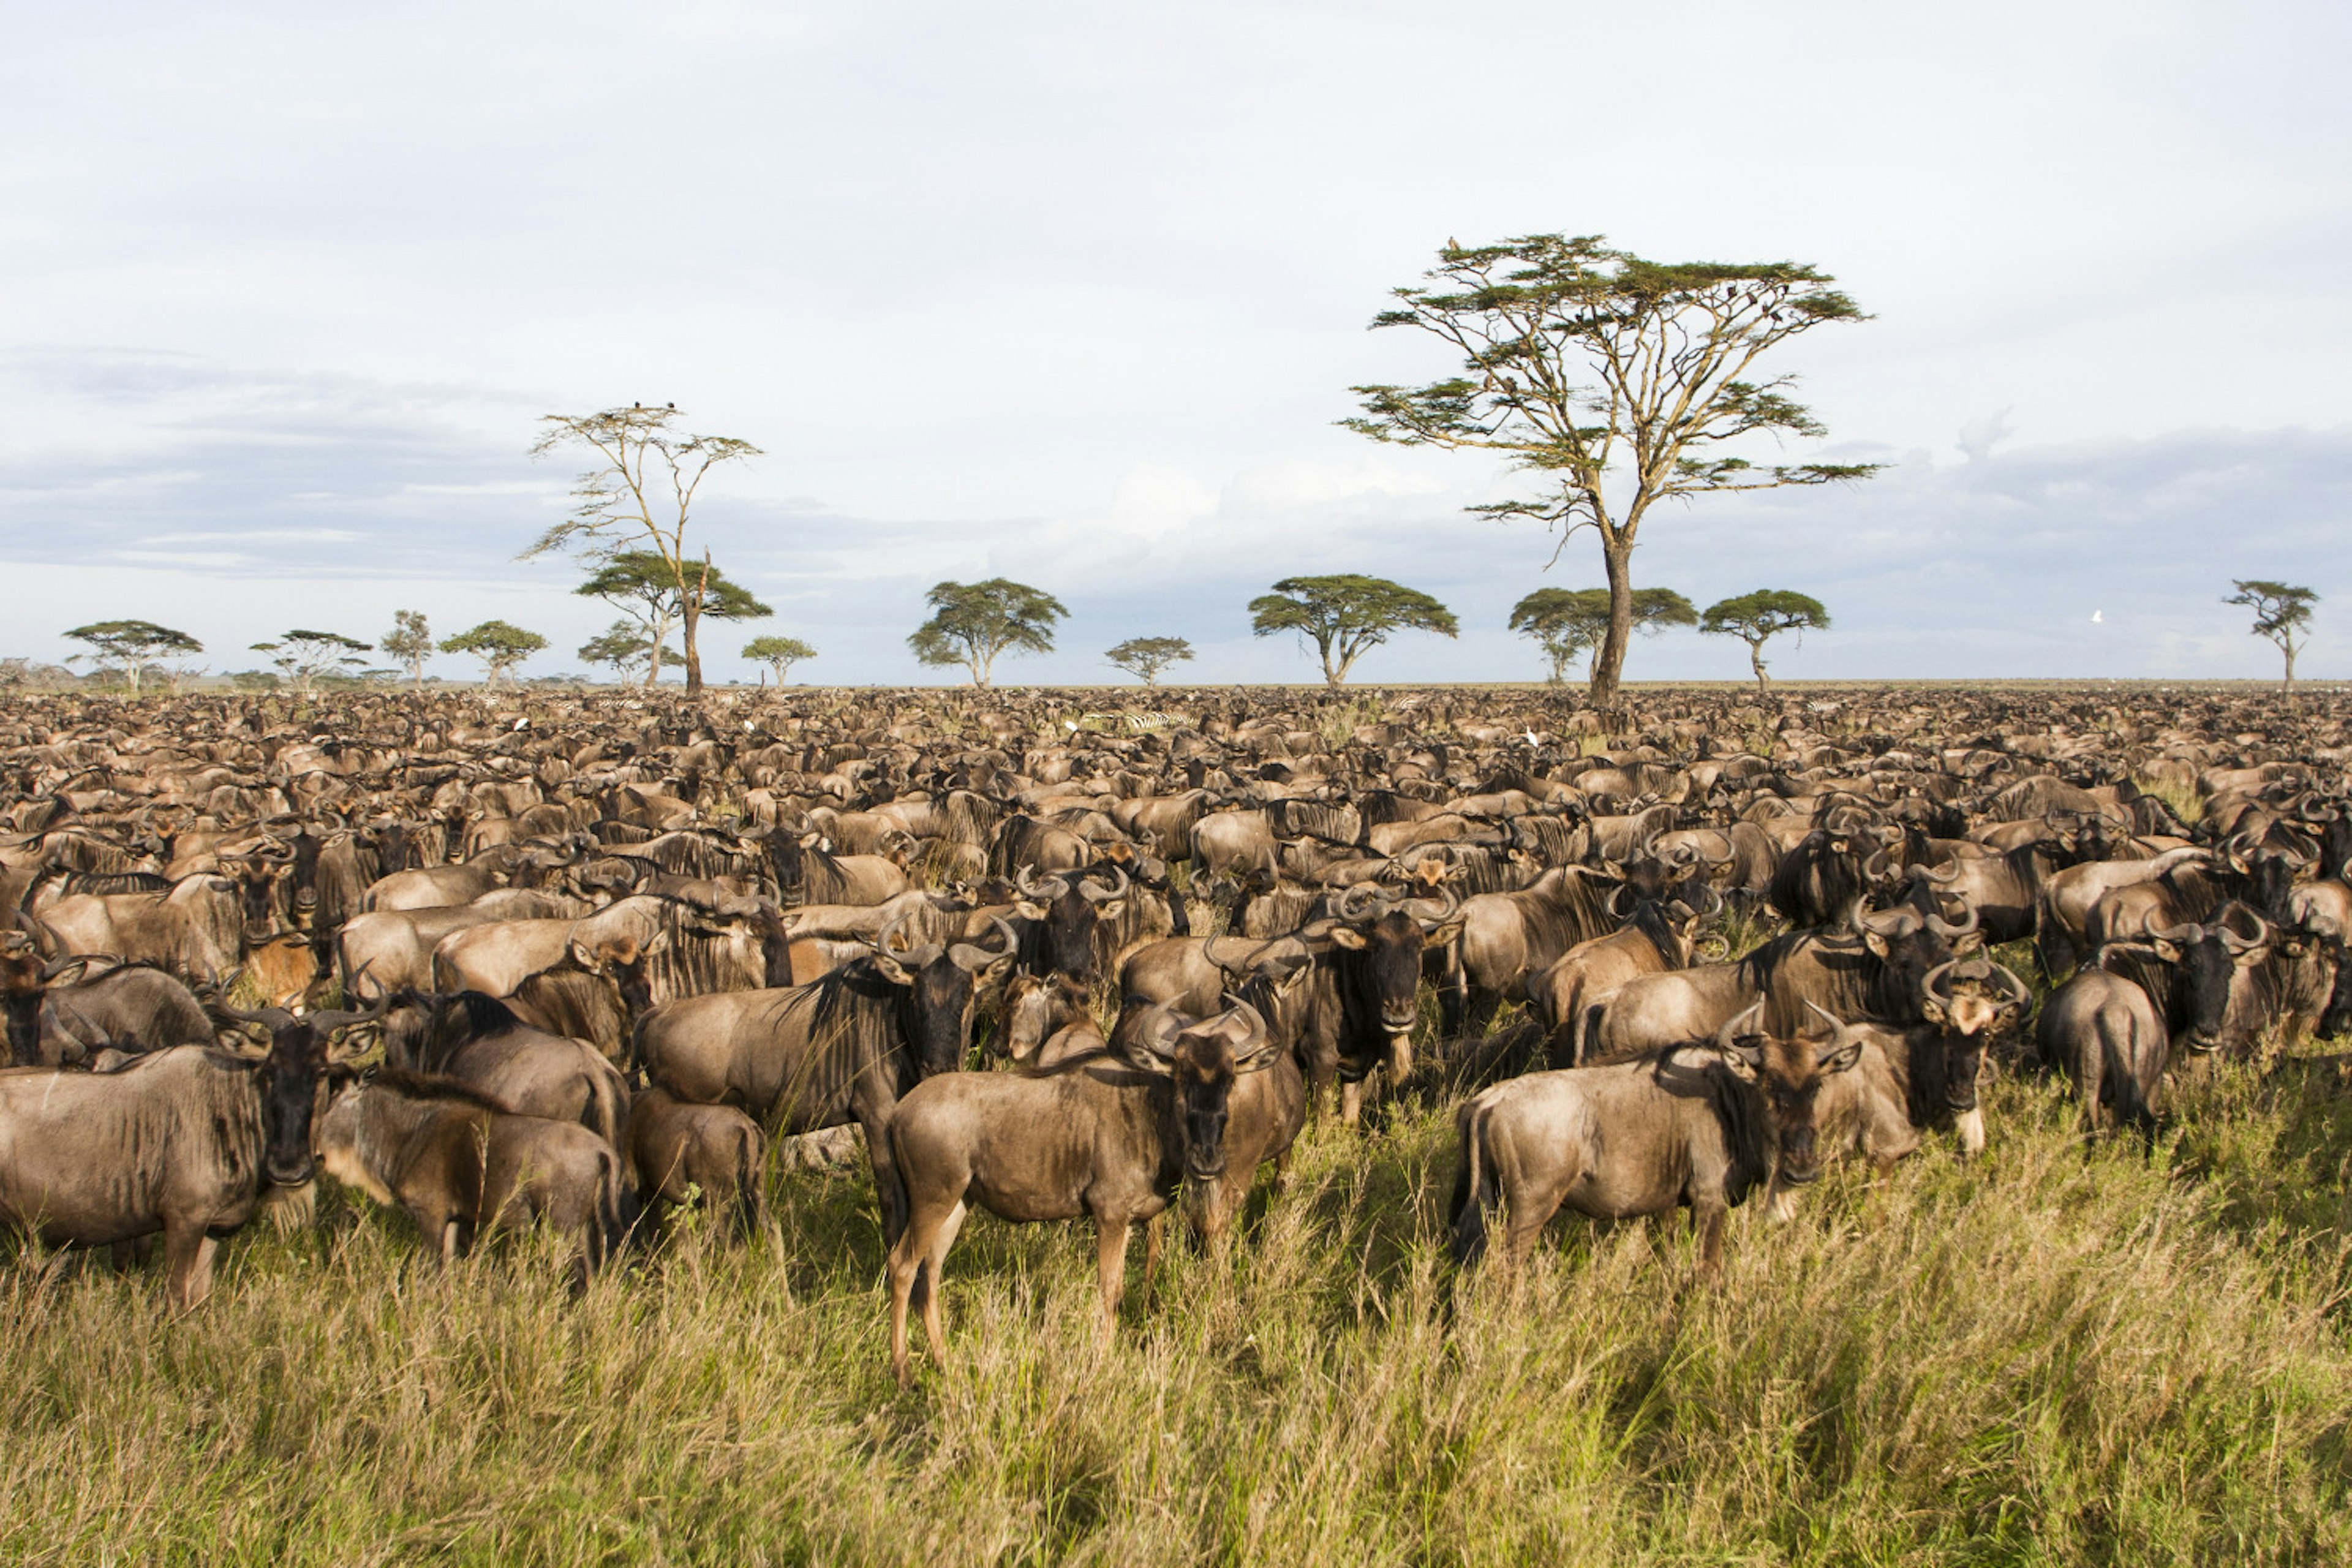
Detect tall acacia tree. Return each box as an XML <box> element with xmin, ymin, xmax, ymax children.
<box><xmin>1249</xmin><ymin>575</ymin><xmax>1457</xmax><ymax>687</ymax></box>
<box><xmin>440</xmin><ymin>620</ymin><xmax>548</xmax><ymax>688</ymax></box>
<box><xmin>1105</xmin><ymin>636</ymin><xmax>1194</xmax><ymax>687</ymax></box>
<box><xmin>380</xmin><ymin>611</ymin><xmax>435</xmax><ymax>688</ymax></box>
<box><xmin>250</xmin><ymin>630</ymin><xmax>372</xmax><ymax>693</ymax></box>
<box><xmin>62</xmin><ymin>620</ymin><xmax>202</xmax><ymax>695</ymax></box>
<box><xmin>909</xmin><ymin>579</ymin><xmax>1066</xmax><ymax>687</ymax></box>
<box><xmin>576</xmin><ymin>551</ymin><xmax>771</xmax><ymax>687</ymax></box>
<box><xmin>1700</xmin><ymin>590</ymin><xmax>1830</xmax><ymax>693</ymax></box>
<box><xmin>526</xmin><ymin>405</ymin><xmax>760</xmax><ymax>695</ymax></box>
<box><xmin>1510</xmin><ymin>587</ymin><xmax>1694</xmax><ymax>685</ymax></box>
<box><xmin>1345</xmin><ymin>235</ymin><xmax>1877</xmax><ymax>705</ymax></box>
<box><xmin>2225</xmin><ymin>579</ymin><xmax>2317</xmax><ymax>688</ymax></box>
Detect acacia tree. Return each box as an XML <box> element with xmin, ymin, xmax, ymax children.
<box><xmin>440</xmin><ymin>620</ymin><xmax>548</xmax><ymax>688</ymax></box>
<box><xmin>1510</xmin><ymin>587</ymin><xmax>1694</xmax><ymax>685</ymax></box>
<box><xmin>742</xmin><ymin>635</ymin><xmax>816</xmax><ymax>686</ymax></box>
<box><xmin>1345</xmin><ymin>235</ymin><xmax>1877</xmax><ymax>706</ymax></box>
<box><xmin>2225</xmin><ymin>579</ymin><xmax>2318</xmax><ymax>688</ymax></box>
<box><xmin>526</xmin><ymin>405</ymin><xmax>761</xmax><ymax>695</ymax></box>
<box><xmin>576</xmin><ymin>551</ymin><xmax>771</xmax><ymax>687</ymax></box>
<box><xmin>1700</xmin><ymin>590</ymin><xmax>1830</xmax><ymax>693</ymax></box>
<box><xmin>250</xmin><ymin>630</ymin><xmax>372</xmax><ymax>693</ymax></box>
<box><xmin>62</xmin><ymin>620</ymin><xmax>202</xmax><ymax>695</ymax></box>
<box><xmin>579</xmin><ymin>622</ymin><xmax>668</xmax><ymax>685</ymax></box>
<box><xmin>1106</xmin><ymin>636</ymin><xmax>1193</xmax><ymax>686</ymax></box>
<box><xmin>379</xmin><ymin>611</ymin><xmax>434</xmax><ymax>687</ymax></box>
<box><xmin>1248</xmin><ymin>575</ymin><xmax>1457</xmax><ymax>687</ymax></box>
<box><xmin>908</xmin><ymin>579</ymin><xmax>1066</xmax><ymax>687</ymax></box>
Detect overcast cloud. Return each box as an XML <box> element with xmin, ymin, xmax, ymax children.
<box><xmin>3</xmin><ymin>1</ymin><xmax>2348</xmax><ymax>684</ymax></box>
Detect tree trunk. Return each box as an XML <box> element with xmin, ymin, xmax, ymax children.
<box><xmin>1586</xmin><ymin>539</ymin><xmax>1636</xmax><ymax>707</ymax></box>
<box><xmin>1749</xmin><ymin>637</ymin><xmax>1770</xmax><ymax>695</ymax></box>
<box><xmin>681</xmin><ymin>597</ymin><xmax>703</xmax><ymax>695</ymax></box>
<box><xmin>2284</xmin><ymin>641</ymin><xmax>2297</xmax><ymax>689</ymax></box>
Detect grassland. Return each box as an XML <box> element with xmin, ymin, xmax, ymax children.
<box><xmin>8</xmin><ymin>1004</ymin><xmax>2352</xmax><ymax>1566</ymax></box>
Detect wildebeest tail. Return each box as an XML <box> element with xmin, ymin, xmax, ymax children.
<box><xmin>1448</xmin><ymin>1096</ymin><xmax>1495</xmax><ymax>1268</ymax></box>
<box><xmin>1573</xmin><ymin>1001</ymin><xmax>1606</xmax><ymax>1069</ymax></box>
<box><xmin>2101</xmin><ymin>1008</ymin><xmax>2157</xmax><ymax>1137</ymax></box>
<box><xmin>582</xmin><ymin>1066</ymin><xmax>628</xmax><ymax>1153</ymax></box>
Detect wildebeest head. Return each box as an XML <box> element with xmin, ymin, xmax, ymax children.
<box><xmin>1014</xmin><ymin>862</ymin><xmax>1129</xmax><ymax>981</ymax></box>
<box><xmin>2149</xmin><ymin>902</ymin><xmax>2267</xmax><ymax>1052</ymax></box>
<box><xmin>1131</xmin><ymin>1001</ymin><xmax>1281</xmax><ymax>1182</ymax></box>
<box><xmin>221</xmin><ymin>845</ymin><xmax>297</xmax><ymax>943</ymax></box>
<box><xmin>997</xmin><ymin>971</ymin><xmax>1090</xmax><ymax>1063</ymax></box>
<box><xmin>1715</xmin><ymin>1000</ymin><xmax>1863</xmax><ymax>1187</ymax></box>
<box><xmin>219</xmin><ymin>996</ymin><xmax>387</xmax><ymax>1186</ymax></box>
<box><xmin>2221</xmin><ymin>833</ymin><xmax>2312</xmax><ymax>922</ymax></box>
<box><xmin>763</xmin><ymin>829</ymin><xmax>825</xmax><ymax>903</ymax></box>
<box><xmin>0</xmin><ymin>930</ymin><xmax>65</xmax><ymax>1068</ymax></box>
<box><xmin>1917</xmin><ymin>957</ymin><xmax>2030</xmax><ymax>1114</ymax></box>
<box><xmin>865</xmin><ymin>913</ymin><xmax>1018</xmax><ymax>1077</ymax></box>
<box><xmin>1325</xmin><ymin>881</ymin><xmax>1464</xmax><ymax>1080</ymax></box>
<box><xmin>1856</xmin><ymin>902</ymin><xmax>1974</xmax><ymax>1020</ymax></box>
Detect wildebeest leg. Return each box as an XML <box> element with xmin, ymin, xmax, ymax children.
<box><xmin>1438</xmin><ymin>945</ymin><xmax>1468</xmax><ymax>1037</ymax></box>
<box><xmin>854</xmin><ymin>1098</ymin><xmax>907</xmax><ymax>1246</ymax></box>
<box><xmin>1140</xmin><ymin>1212</ymin><xmax>1164</xmax><ymax>1296</ymax></box>
<box><xmin>921</xmin><ymin>1203</ymin><xmax>967</xmax><ymax>1368</ymax></box>
<box><xmin>888</xmin><ymin>1195</ymin><xmax>963</xmax><ymax>1389</ymax></box>
<box><xmin>1692</xmin><ymin>1196</ymin><xmax>1730</xmax><ymax>1282</ymax></box>
<box><xmin>1093</xmin><ymin>1214</ymin><xmax>1132</xmax><ymax>1344</ymax></box>
<box><xmin>1340</xmin><ymin>1077</ymin><xmax>1364</xmax><ymax>1126</ymax></box>
<box><xmin>162</xmin><ymin>1223</ymin><xmax>219</xmax><ymax>1314</ymax></box>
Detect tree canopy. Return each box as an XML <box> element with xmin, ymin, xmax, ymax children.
<box><xmin>1509</xmin><ymin>587</ymin><xmax>1694</xmax><ymax>685</ymax></box>
<box><xmin>526</xmin><ymin>405</ymin><xmax>761</xmax><ymax>693</ymax></box>
<box><xmin>578</xmin><ymin>550</ymin><xmax>771</xmax><ymax>687</ymax></box>
<box><xmin>380</xmin><ymin>611</ymin><xmax>434</xmax><ymax>687</ymax></box>
<box><xmin>1248</xmin><ymin>575</ymin><xmax>1458</xmax><ymax>687</ymax></box>
<box><xmin>908</xmin><ymin>579</ymin><xmax>1067</xmax><ymax>687</ymax></box>
<box><xmin>62</xmin><ymin>620</ymin><xmax>203</xmax><ymax>695</ymax></box>
<box><xmin>742</xmin><ymin>635</ymin><xmax>816</xmax><ymax>685</ymax></box>
<box><xmin>251</xmin><ymin>629</ymin><xmax>372</xmax><ymax>692</ymax></box>
<box><xmin>440</xmin><ymin>620</ymin><xmax>548</xmax><ymax>687</ymax></box>
<box><xmin>1346</xmin><ymin>235</ymin><xmax>1875</xmax><ymax>704</ymax></box>
<box><xmin>1105</xmin><ymin>636</ymin><xmax>1194</xmax><ymax>687</ymax></box>
<box><xmin>2225</xmin><ymin>579</ymin><xmax>2318</xmax><ymax>688</ymax></box>
<box><xmin>1700</xmin><ymin>590</ymin><xmax>1830</xmax><ymax>692</ymax></box>
<box><xmin>578</xmin><ymin>622</ymin><xmax>669</xmax><ymax>684</ymax></box>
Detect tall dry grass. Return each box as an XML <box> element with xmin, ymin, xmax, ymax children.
<box><xmin>6</xmin><ymin>1039</ymin><xmax>2352</xmax><ymax>1565</ymax></box>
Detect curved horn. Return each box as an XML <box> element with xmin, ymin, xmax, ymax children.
<box><xmin>1926</xmin><ymin>900</ymin><xmax>1978</xmax><ymax>940</ymax></box>
<box><xmin>1991</xmin><ymin>963</ymin><xmax>2032</xmax><ymax>1006</ymax></box>
<box><xmin>1607</xmin><ymin>883</ymin><xmax>1637</xmax><ymax>921</ymax></box>
<box><xmin>1336</xmin><ymin>883</ymin><xmax>1389</xmax><ymax>922</ymax></box>
<box><xmin>1923</xmin><ymin>959</ymin><xmax>1957</xmax><ymax>1000</ymax></box>
<box><xmin>1080</xmin><ymin>864</ymin><xmax>1129</xmax><ymax>903</ymax></box>
<box><xmin>2220</xmin><ymin>905</ymin><xmax>2269</xmax><ymax>954</ymax></box>
<box><xmin>947</xmin><ymin>915</ymin><xmax>1019</xmax><ymax>972</ymax></box>
<box><xmin>1920</xmin><ymin>859</ymin><xmax>1962</xmax><ymax>886</ymax></box>
<box><xmin>1802</xmin><ymin>1000</ymin><xmax>1855</xmax><ymax>1053</ymax></box>
<box><xmin>1713</xmin><ymin>999</ymin><xmax>1768</xmax><ymax>1054</ymax></box>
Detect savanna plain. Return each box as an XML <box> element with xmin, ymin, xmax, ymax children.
<box><xmin>6</xmin><ymin>682</ymin><xmax>2351</xmax><ymax>1567</ymax></box>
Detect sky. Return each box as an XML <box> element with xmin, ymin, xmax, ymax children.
<box><xmin>4</xmin><ymin>0</ymin><xmax>2349</xmax><ymax>686</ymax></box>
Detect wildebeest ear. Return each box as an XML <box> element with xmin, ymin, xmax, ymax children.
<box><xmin>1717</xmin><ymin>1039</ymin><xmax>1765</xmax><ymax>1075</ymax></box>
<box><xmin>1093</xmin><ymin>899</ymin><xmax>1128</xmax><ymax>920</ymax></box>
<box><xmin>979</xmin><ymin>954</ymin><xmax>1015</xmax><ymax>985</ymax></box>
<box><xmin>2150</xmin><ymin>938</ymin><xmax>2180</xmax><ymax>963</ymax></box>
<box><xmin>1324</xmin><ymin>926</ymin><xmax>1367</xmax><ymax>950</ymax></box>
<box><xmin>1861</xmin><ymin>931</ymin><xmax>1890</xmax><ymax>959</ymax></box>
<box><xmin>868</xmin><ymin>952</ymin><xmax>915</xmax><ymax>986</ymax></box>
<box><xmin>1422</xmin><ymin>917</ymin><xmax>1466</xmax><ymax>949</ymax></box>
<box><xmin>1918</xmin><ymin>996</ymin><xmax>1946</xmax><ymax>1024</ymax></box>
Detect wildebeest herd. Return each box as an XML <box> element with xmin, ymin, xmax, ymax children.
<box><xmin>0</xmin><ymin>685</ymin><xmax>2343</xmax><ymax>1387</ymax></box>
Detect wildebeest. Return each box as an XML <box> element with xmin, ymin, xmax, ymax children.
<box><xmin>314</xmin><ymin>1071</ymin><xmax>627</xmax><ymax>1287</ymax></box>
<box><xmin>1448</xmin><ymin>1001</ymin><xmax>1863</xmax><ymax>1278</ymax></box>
<box><xmin>384</xmin><ymin>990</ymin><xmax>631</xmax><ymax>1148</ymax></box>
<box><xmin>29</xmin><ymin>873</ymin><xmax>246</xmax><ymax>981</ymax></box>
<box><xmin>1528</xmin><ymin>880</ymin><xmax>1717</xmax><ymax>1066</ymax></box>
<box><xmin>635</xmin><ymin>916</ymin><xmax>1017</xmax><ymax>1238</ymax></box>
<box><xmin>624</xmin><ymin>1087</ymin><xmax>766</xmax><ymax>1240</ymax></box>
<box><xmin>0</xmin><ymin>1003</ymin><xmax>360</xmax><ymax>1310</ymax></box>
<box><xmin>1853</xmin><ymin>956</ymin><xmax>2030</xmax><ymax>1153</ymax></box>
<box><xmin>1444</xmin><ymin>866</ymin><xmax>1620</xmax><ymax>1037</ymax></box>
<box><xmin>882</xmin><ymin>1001</ymin><xmax>1284</xmax><ymax>1385</ymax></box>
